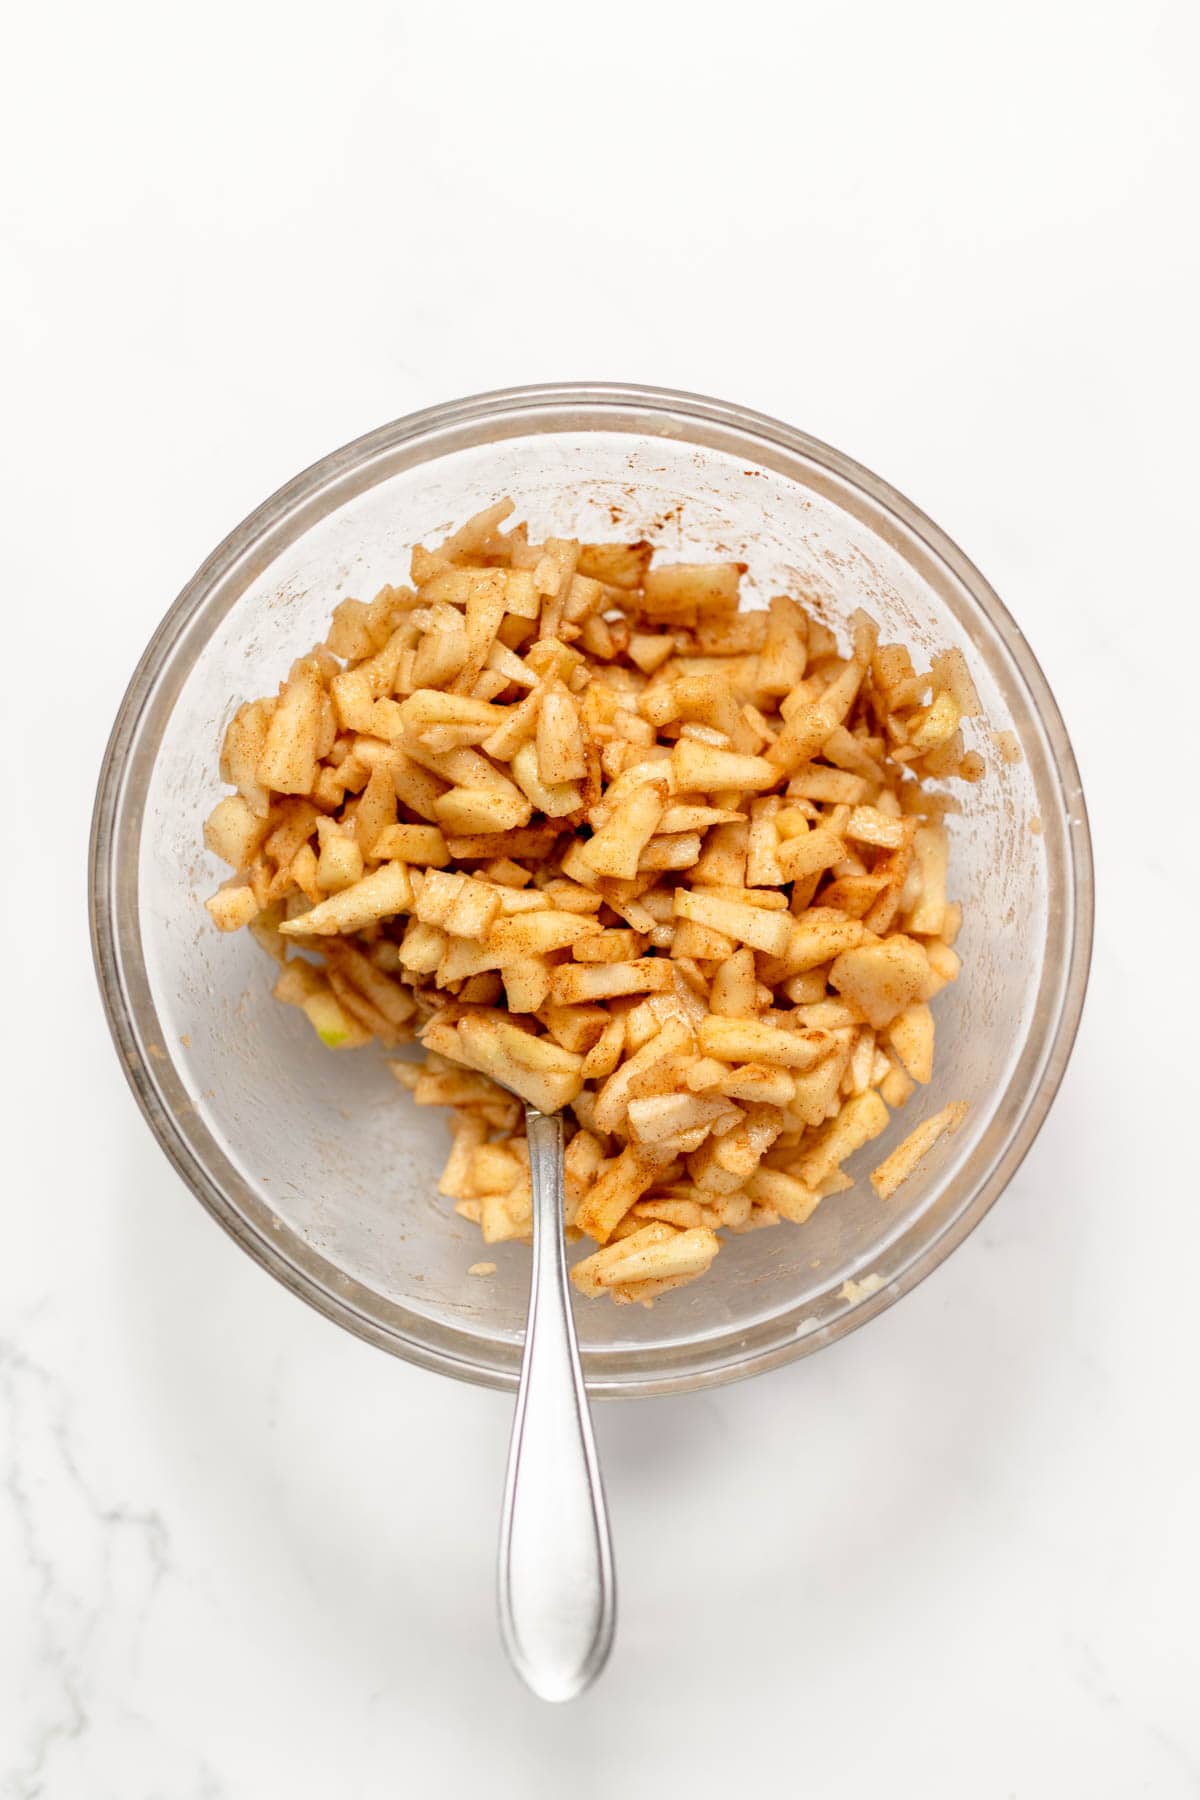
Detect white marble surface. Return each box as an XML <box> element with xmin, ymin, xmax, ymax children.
<box><xmin>5</xmin><ymin>2</ymin><xmax>1200</xmax><ymax>1793</ymax></box>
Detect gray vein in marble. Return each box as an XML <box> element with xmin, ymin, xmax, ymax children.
<box><xmin>1066</xmin><ymin>1630</ymin><xmax>1199</xmax><ymax>1789</ymax></box>
<box><xmin>0</xmin><ymin>1341</ymin><xmax>182</xmax><ymax>1799</ymax></box>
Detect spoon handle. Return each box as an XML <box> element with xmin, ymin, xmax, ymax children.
<box><xmin>497</xmin><ymin>1106</ymin><xmax>616</xmax><ymax>1702</ymax></box>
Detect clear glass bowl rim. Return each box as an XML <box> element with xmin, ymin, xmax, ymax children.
<box><xmin>89</xmin><ymin>381</ymin><xmax>1094</xmax><ymax>1397</ymax></box>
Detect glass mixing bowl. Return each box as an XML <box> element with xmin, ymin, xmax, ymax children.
<box><xmin>89</xmin><ymin>383</ymin><xmax>1092</xmax><ymax>1396</ymax></box>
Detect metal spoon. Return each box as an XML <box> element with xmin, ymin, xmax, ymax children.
<box><xmin>497</xmin><ymin>1104</ymin><xmax>616</xmax><ymax>1701</ymax></box>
